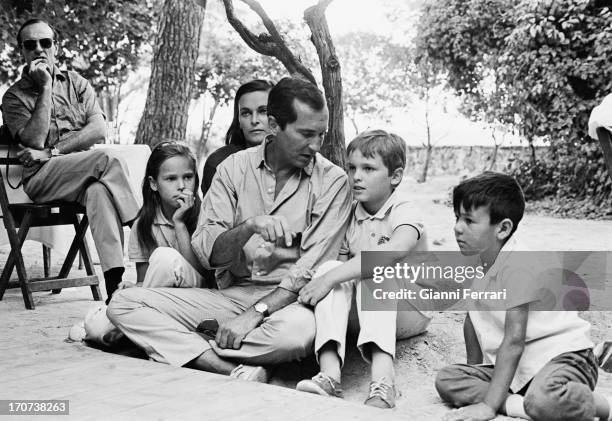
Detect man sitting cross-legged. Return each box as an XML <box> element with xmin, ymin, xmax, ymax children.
<box><xmin>107</xmin><ymin>77</ymin><xmax>352</xmax><ymax>382</ymax></box>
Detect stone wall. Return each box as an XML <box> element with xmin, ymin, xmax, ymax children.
<box><xmin>405</xmin><ymin>145</ymin><xmax>545</xmax><ymax>178</ymax></box>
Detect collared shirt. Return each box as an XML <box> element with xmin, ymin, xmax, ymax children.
<box><xmin>1</xmin><ymin>66</ymin><xmax>104</xmax><ymax>179</ymax></box>
<box><xmin>192</xmin><ymin>140</ymin><xmax>352</xmax><ymax>292</ymax></box>
<box><xmin>468</xmin><ymin>236</ymin><xmax>593</xmax><ymax>392</ymax></box>
<box><xmin>128</xmin><ymin>211</ymin><xmax>178</xmax><ymax>263</ymax></box>
<box><xmin>340</xmin><ymin>189</ymin><xmax>427</xmax><ymax>258</ymax></box>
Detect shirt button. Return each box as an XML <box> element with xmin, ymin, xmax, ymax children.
<box><xmin>256</xmin><ymin>271</ymin><xmax>263</xmax><ymax>276</ymax></box>
<box><xmin>267</xmin><ymin>188</ymin><xmax>273</xmax><ymax>193</ymax></box>
<box><xmin>371</xmin><ymin>233</ymin><xmax>376</xmax><ymax>237</ymax></box>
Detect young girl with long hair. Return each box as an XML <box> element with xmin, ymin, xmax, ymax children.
<box><xmin>124</xmin><ymin>142</ymin><xmax>206</xmax><ymax>289</ymax></box>
<box><xmin>82</xmin><ymin>143</ymin><xmax>206</xmax><ymax>348</ymax></box>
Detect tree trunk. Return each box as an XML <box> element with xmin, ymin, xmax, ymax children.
<box><xmin>350</xmin><ymin>116</ymin><xmax>359</xmax><ymax>136</ymax></box>
<box><xmin>420</xmin><ymin>144</ymin><xmax>432</xmax><ymax>183</ymax></box>
<box><xmin>197</xmin><ymin>98</ymin><xmax>220</xmax><ymax>160</ymax></box>
<box><xmin>489</xmin><ymin>143</ymin><xmax>499</xmax><ymax>170</ymax></box>
<box><xmin>305</xmin><ymin>2</ymin><xmax>346</xmax><ymax>169</ymax></box>
<box><xmin>528</xmin><ymin>138</ymin><xmax>537</xmax><ymax>165</ymax></box>
<box><xmin>135</xmin><ymin>0</ymin><xmax>206</xmax><ymax>148</ymax></box>
<box><xmin>419</xmin><ymin>100</ymin><xmax>433</xmax><ymax>182</ymax></box>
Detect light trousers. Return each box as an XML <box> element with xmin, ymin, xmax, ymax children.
<box><xmin>314</xmin><ymin>261</ymin><xmax>431</xmax><ymax>365</ymax></box>
<box><xmin>23</xmin><ymin>149</ymin><xmax>140</xmax><ymax>271</ymax></box>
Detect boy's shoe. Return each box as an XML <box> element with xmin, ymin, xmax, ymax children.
<box><xmin>296</xmin><ymin>372</ymin><xmax>343</xmax><ymax>398</ymax></box>
<box><xmin>229</xmin><ymin>364</ymin><xmax>269</xmax><ymax>383</ymax></box>
<box><xmin>594</xmin><ymin>341</ymin><xmax>612</xmax><ymax>372</ymax></box>
<box><xmin>364</xmin><ymin>378</ymin><xmax>397</xmax><ymax>409</ymax></box>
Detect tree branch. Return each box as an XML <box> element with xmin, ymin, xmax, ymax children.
<box><xmin>220</xmin><ymin>0</ymin><xmax>316</xmax><ymax>84</ymax></box>
<box><xmin>221</xmin><ymin>0</ymin><xmax>276</xmax><ymax>56</ymax></box>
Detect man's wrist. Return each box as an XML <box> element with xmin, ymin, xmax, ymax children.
<box><xmin>483</xmin><ymin>397</ymin><xmax>501</xmax><ymax>413</ymax></box>
<box><xmin>244</xmin><ymin>217</ymin><xmax>256</xmax><ymax>234</ymax></box>
<box><xmin>245</xmin><ymin>306</ymin><xmax>265</xmax><ymax>324</ymax></box>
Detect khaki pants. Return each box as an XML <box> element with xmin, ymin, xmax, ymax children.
<box><xmin>23</xmin><ymin>149</ymin><xmax>139</xmax><ymax>271</ymax></box>
<box><xmin>85</xmin><ymin>247</ymin><xmax>202</xmax><ymax>347</ymax></box>
<box><xmin>313</xmin><ymin>261</ymin><xmax>431</xmax><ymax>365</ymax></box>
<box><xmin>107</xmin><ymin>284</ymin><xmax>315</xmax><ymax>367</ymax></box>
<box><xmin>144</xmin><ymin>247</ymin><xmax>204</xmax><ymax>288</ymax></box>
<box><xmin>435</xmin><ymin>349</ymin><xmax>598</xmax><ymax>421</ymax></box>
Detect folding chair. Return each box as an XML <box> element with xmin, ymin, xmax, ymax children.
<box><xmin>597</xmin><ymin>127</ymin><xmax>612</xmax><ymax>182</ymax></box>
<box><xmin>0</xmin><ymin>125</ymin><xmax>101</xmax><ymax>309</ymax></box>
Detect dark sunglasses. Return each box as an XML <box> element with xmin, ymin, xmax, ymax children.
<box><xmin>21</xmin><ymin>38</ymin><xmax>54</xmax><ymax>51</ymax></box>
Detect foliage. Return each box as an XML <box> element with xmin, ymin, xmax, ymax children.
<box><xmin>0</xmin><ymin>0</ymin><xmax>157</xmax><ymax>92</ymax></box>
<box><xmin>193</xmin><ymin>16</ymin><xmax>294</xmax><ymax>108</ymax></box>
<box><xmin>415</xmin><ymin>0</ymin><xmax>612</xmax><ymax>216</ymax></box>
<box><xmin>335</xmin><ymin>32</ymin><xmax>411</xmax><ymax>132</ymax></box>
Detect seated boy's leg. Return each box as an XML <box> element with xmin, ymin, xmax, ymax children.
<box><xmin>107</xmin><ymin>287</ymin><xmax>239</xmax><ymax>366</ymax></box>
<box><xmin>356</xmin><ymin>280</ymin><xmax>398</xmax><ymax>363</ymax></box>
<box><xmin>314</xmin><ymin>280</ymin><xmax>354</xmax><ymax>368</ymax></box>
<box><xmin>435</xmin><ymin>364</ymin><xmax>495</xmax><ymax>407</ymax></box>
<box><xmin>523</xmin><ymin>349</ymin><xmax>598</xmax><ymax>421</ymax></box>
<box><xmin>144</xmin><ymin>247</ymin><xmax>204</xmax><ymax>288</ymax></box>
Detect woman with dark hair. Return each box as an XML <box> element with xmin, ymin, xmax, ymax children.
<box><xmin>201</xmin><ymin>79</ymin><xmax>274</xmax><ymax>197</ymax></box>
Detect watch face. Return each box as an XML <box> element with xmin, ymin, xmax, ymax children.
<box><xmin>255</xmin><ymin>303</ymin><xmax>268</xmax><ymax>314</ymax></box>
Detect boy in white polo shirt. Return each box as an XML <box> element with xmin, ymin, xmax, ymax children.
<box><xmin>436</xmin><ymin>172</ymin><xmax>611</xmax><ymax>421</ymax></box>
<box><xmin>296</xmin><ymin>130</ymin><xmax>430</xmax><ymax>409</ymax></box>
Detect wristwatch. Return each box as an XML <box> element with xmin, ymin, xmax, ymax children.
<box><xmin>49</xmin><ymin>146</ymin><xmax>61</xmax><ymax>157</ymax></box>
<box><xmin>253</xmin><ymin>302</ymin><xmax>269</xmax><ymax>318</ymax></box>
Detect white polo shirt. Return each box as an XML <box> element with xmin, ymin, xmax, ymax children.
<box><xmin>340</xmin><ymin>189</ymin><xmax>427</xmax><ymax>258</ymax></box>
<box><xmin>468</xmin><ymin>236</ymin><xmax>593</xmax><ymax>392</ymax></box>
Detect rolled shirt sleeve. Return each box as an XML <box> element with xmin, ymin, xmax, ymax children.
<box><xmin>191</xmin><ymin>145</ymin><xmax>352</xmax><ymax>292</ymax></box>
<box><xmin>75</xmin><ymin>75</ymin><xmax>104</xmax><ymax>120</ymax></box>
<box><xmin>279</xmin><ymin>170</ymin><xmax>352</xmax><ymax>292</ymax></box>
<box><xmin>191</xmin><ymin>155</ymin><xmax>238</xmax><ymax>271</ymax></box>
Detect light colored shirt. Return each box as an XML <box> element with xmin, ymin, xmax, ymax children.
<box><xmin>1</xmin><ymin>66</ymin><xmax>104</xmax><ymax>179</ymax></box>
<box><xmin>340</xmin><ymin>189</ymin><xmax>427</xmax><ymax>257</ymax></box>
<box><xmin>468</xmin><ymin>236</ymin><xmax>593</xmax><ymax>392</ymax></box>
<box><xmin>192</xmin><ymin>140</ymin><xmax>352</xmax><ymax>292</ymax></box>
<box><xmin>588</xmin><ymin>93</ymin><xmax>612</xmax><ymax>139</ymax></box>
<box><xmin>128</xmin><ymin>211</ymin><xmax>178</xmax><ymax>262</ymax></box>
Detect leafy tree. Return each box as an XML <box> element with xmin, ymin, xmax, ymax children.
<box><xmin>0</xmin><ymin>0</ymin><xmax>157</xmax><ymax>91</ymax></box>
<box><xmin>336</xmin><ymin>32</ymin><xmax>411</xmax><ymax>135</ymax></box>
<box><xmin>213</xmin><ymin>0</ymin><xmax>347</xmax><ymax>168</ymax></box>
<box><xmin>415</xmin><ymin>0</ymin><xmax>612</xmax><ymax>212</ymax></box>
<box><xmin>193</xmin><ymin>30</ymin><xmax>285</xmax><ymax>157</ymax></box>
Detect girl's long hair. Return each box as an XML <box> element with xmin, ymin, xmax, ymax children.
<box><xmin>225</xmin><ymin>79</ymin><xmax>275</xmax><ymax>148</ymax></box>
<box><xmin>137</xmin><ymin>142</ymin><xmax>201</xmax><ymax>253</ymax></box>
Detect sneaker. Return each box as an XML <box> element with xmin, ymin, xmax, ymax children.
<box><xmin>594</xmin><ymin>341</ymin><xmax>612</xmax><ymax>372</ymax></box>
<box><xmin>364</xmin><ymin>378</ymin><xmax>397</xmax><ymax>409</ymax></box>
<box><xmin>229</xmin><ymin>364</ymin><xmax>269</xmax><ymax>383</ymax></box>
<box><xmin>296</xmin><ymin>372</ymin><xmax>343</xmax><ymax>398</ymax></box>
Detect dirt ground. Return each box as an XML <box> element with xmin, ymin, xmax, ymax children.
<box><xmin>2</xmin><ymin>174</ymin><xmax>612</xmax><ymax>419</ymax></box>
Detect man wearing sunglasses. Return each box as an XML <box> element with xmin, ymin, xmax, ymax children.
<box><xmin>1</xmin><ymin>19</ymin><xmax>140</xmax><ymax>303</ymax></box>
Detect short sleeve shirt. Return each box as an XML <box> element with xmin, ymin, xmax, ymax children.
<box><xmin>468</xmin><ymin>236</ymin><xmax>593</xmax><ymax>392</ymax></box>
<box><xmin>340</xmin><ymin>189</ymin><xmax>427</xmax><ymax>258</ymax></box>
<box><xmin>1</xmin><ymin>66</ymin><xmax>104</xmax><ymax>179</ymax></box>
<box><xmin>128</xmin><ymin>211</ymin><xmax>178</xmax><ymax>263</ymax></box>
